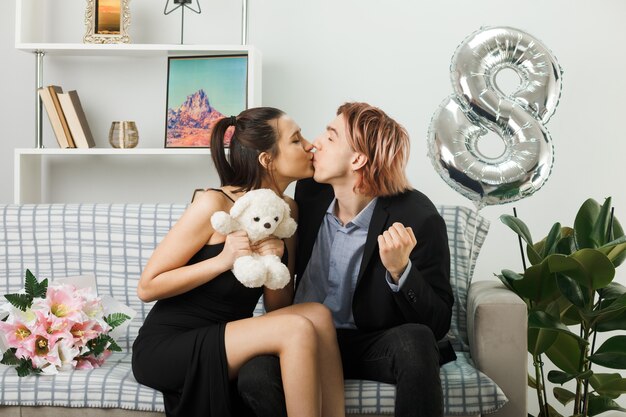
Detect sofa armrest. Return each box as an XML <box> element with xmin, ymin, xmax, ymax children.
<box><xmin>467</xmin><ymin>280</ymin><xmax>527</xmax><ymax>417</ymax></box>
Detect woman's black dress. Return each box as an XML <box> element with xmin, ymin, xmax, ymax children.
<box><xmin>132</xmin><ymin>243</ymin><xmax>263</xmax><ymax>417</ymax></box>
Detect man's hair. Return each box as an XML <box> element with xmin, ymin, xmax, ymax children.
<box><xmin>337</xmin><ymin>102</ymin><xmax>411</xmax><ymax>197</ymax></box>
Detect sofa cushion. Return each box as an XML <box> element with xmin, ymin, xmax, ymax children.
<box><xmin>437</xmin><ymin>206</ymin><xmax>490</xmax><ymax>352</ymax></box>
<box><xmin>0</xmin><ymin>351</ymin><xmax>505</xmax><ymax>416</ymax></box>
<box><xmin>0</xmin><ymin>204</ymin><xmax>185</xmax><ymax>353</ymax></box>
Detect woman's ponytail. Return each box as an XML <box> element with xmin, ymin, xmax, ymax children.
<box><xmin>210</xmin><ymin>117</ymin><xmax>236</xmax><ymax>186</ymax></box>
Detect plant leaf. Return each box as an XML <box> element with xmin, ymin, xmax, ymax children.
<box><xmin>86</xmin><ymin>335</ymin><xmax>108</xmax><ymax>356</ymax></box>
<box><xmin>24</xmin><ymin>270</ymin><xmax>47</xmax><ymax>299</ymax></box>
<box><xmin>553</xmin><ymin>386</ymin><xmax>576</xmax><ymax>406</ymax></box>
<box><xmin>598</xmin><ymin>242</ymin><xmax>626</xmax><ymax>268</ymax></box>
<box><xmin>541</xmin><ymin>223</ymin><xmax>563</xmax><ymax>258</ymax></box>
<box><xmin>568</xmin><ymin>249</ymin><xmax>615</xmax><ymax>290</ymax></box>
<box><xmin>590</xmin><ymin>197</ymin><xmax>613</xmax><ymax>247</ymax></box>
<box><xmin>589</xmin><ymin>373</ymin><xmax>626</xmax><ymax>399</ymax></box>
<box><xmin>500</xmin><ymin>214</ymin><xmax>542</xmax><ymax>263</ymax></box>
<box><xmin>560</xmin><ymin>302</ymin><xmax>582</xmax><ymax>326</ymax></box>
<box><xmin>555</xmin><ymin>274</ymin><xmax>587</xmax><ymax>309</ymax></box>
<box><xmin>547</xmin><ymin>369</ymin><xmax>593</xmax><ymax>385</ymax></box>
<box><xmin>587</xmin><ymin>395</ymin><xmax>626</xmax><ymax>416</ymax></box>
<box><xmin>105</xmin><ymin>337</ymin><xmax>122</xmax><ymax>352</ymax></box>
<box><xmin>555</xmin><ymin>227</ymin><xmax>576</xmax><ymax>256</ymax></box>
<box><xmin>545</xmin><ymin>332</ymin><xmax>583</xmax><ymax>375</ymax></box>
<box><xmin>547</xmin><ymin>249</ymin><xmax>615</xmax><ymax>290</ymax></box>
<box><xmin>513</xmin><ymin>262</ymin><xmax>559</xmax><ymax>304</ymax></box>
<box><xmin>0</xmin><ymin>348</ymin><xmax>20</xmax><ymax>366</ymax></box>
<box><xmin>495</xmin><ymin>273</ymin><xmax>515</xmax><ymax>293</ymax></box>
<box><xmin>575</xmin><ymin>198</ymin><xmax>601</xmax><ymax>249</ymax></box>
<box><xmin>595</xmin><ymin>309</ymin><xmax>626</xmax><ymax>332</ymax></box>
<box><xmin>548</xmin><ymin>370</ymin><xmax>574</xmax><ymax>384</ymax></box>
<box><xmin>583</xmin><ymin>293</ymin><xmax>626</xmax><ymax>327</ymax></box>
<box><xmin>609</xmin><ymin>215</ymin><xmax>626</xmax><ymax>267</ymax></box>
<box><xmin>104</xmin><ymin>313</ymin><xmax>130</xmax><ymax>330</ymax></box>
<box><xmin>598</xmin><ymin>282</ymin><xmax>626</xmax><ymax>301</ymax></box>
<box><xmin>24</xmin><ymin>269</ymin><xmax>37</xmax><ymax>297</ymax></box>
<box><xmin>528</xmin><ymin>310</ymin><xmax>587</xmax><ymax>345</ymax></box>
<box><xmin>600</xmin><ymin>235</ymin><xmax>626</xmax><ymax>248</ymax></box>
<box><xmin>15</xmin><ymin>359</ymin><xmax>37</xmax><ymax>377</ymax></box>
<box><xmin>588</xmin><ymin>336</ymin><xmax>626</xmax><ymax>369</ymax></box>
<box><xmin>4</xmin><ymin>293</ymin><xmax>33</xmax><ymax>311</ymax></box>
<box><xmin>528</xmin><ymin>327</ymin><xmax>558</xmax><ymax>356</ymax></box>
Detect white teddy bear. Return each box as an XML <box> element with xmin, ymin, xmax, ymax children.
<box><xmin>210</xmin><ymin>189</ymin><xmax>297</xmax><ymax>289</ymax></box>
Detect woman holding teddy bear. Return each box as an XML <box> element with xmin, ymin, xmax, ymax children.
<box><xmin>132</xmin><ymin>108</ymin><xmax>345</xmax><ymax>417</ymax></box>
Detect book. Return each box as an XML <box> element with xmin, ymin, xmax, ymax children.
<box><xmin>47</xmin><ymin>86</ymin><xmax>75</xmax><ymax>148</ymax></box>
<box><xmin>58</xmin><ymin>90</ymin><xmax>96</xmax><ymax>148</ymax></box>
<box><xmin>38</xmin><ymin>86</ymin><xmax>73</xmax><ymax>148</ymax></box>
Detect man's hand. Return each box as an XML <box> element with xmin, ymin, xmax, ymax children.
<box><xmin>378</xmin><ymin>222</ymin><xmax>417</xmax><ymax>283</ymax></box>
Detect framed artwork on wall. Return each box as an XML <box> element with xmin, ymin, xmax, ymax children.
<box><xmin>165</xmin><ymin>55</ymin><xmax>248</xmax><ymax>148</ymax></box>
<box><xmin>84</xmin><ymin>0</ymin><xmax>131</xmax><ymax>44</ymax></box>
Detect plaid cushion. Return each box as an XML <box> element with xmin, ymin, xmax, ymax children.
<box><xmin>0</xmin><ymin>351</ymin><xmax>505</xmax><ymax>416</ymax></box>
<box><xmin>0</xmin><ymin>353</ymin><xmax>158</xmax><ymax>411</ymax></box>
<box><xmin>437</xmin><ymin>206</ymin><xmax>490</xmax><ymax>352</ymax></box>
<box><xmin>0</xmin><ymin>204</ymin><xmax>185</xmax><ymax>353</ymax></box>
<box><xmin>343</xmin><ymin>352</ymin><xmax>505</xmax><ymax>415</ymax></box>
<box><xmin>0</xmin><ymin>204</ymin><xmax>502</xmax><ymax>416</ymax></box>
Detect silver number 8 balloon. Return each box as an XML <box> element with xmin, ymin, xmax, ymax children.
<box><xmin>428</xmin><ymin>26</ymin><xmax>563</xmax><ymax>208</ymax></box>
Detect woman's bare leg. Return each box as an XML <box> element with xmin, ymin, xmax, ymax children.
<box><xmin>266</xmin><ymin>303</ymin><xmax>345</xmax><ymax>417</ymax></box>
<box><xmin>225</xmin><ymin>314</ymin><xmax>321</xmax><ymax>417</ymax></box>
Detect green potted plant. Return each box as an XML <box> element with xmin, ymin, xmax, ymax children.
<box><xmin>498</xmin><ymin>197</ymin><xmax>626</xmax><ymax>417</ymax></box>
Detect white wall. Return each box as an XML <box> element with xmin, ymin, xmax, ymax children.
<box><xmin>1</xmin><ymin>1</ymin><xmax>626</xmax><ymax>415</ymax></box>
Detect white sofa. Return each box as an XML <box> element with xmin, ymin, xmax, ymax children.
<box><xmin>0</xmin><ymin>204</ymin><xmax>527</xmax><ymax>417</ymax></box>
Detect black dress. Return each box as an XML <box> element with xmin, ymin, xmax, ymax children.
<box><xmin>132</xmin><ymin>243</ymin><xmax>263</xmax><ymax>417</ymax></box>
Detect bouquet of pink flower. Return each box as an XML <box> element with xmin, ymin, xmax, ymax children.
<box><xmin>0</xmin><ymin>270</ymin><xmax>130</xmax><ymax>376</ymax></box>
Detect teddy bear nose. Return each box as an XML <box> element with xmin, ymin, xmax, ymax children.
<box><xmin>264</xmin><ymin>222</ymin><xmax>271</xmax><ymax>229</ymax></box>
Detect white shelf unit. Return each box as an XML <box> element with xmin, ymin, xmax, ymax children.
<box><xmin>14</xmin><ymin>0</ymin><xmax>261</xmax><ymax>204</ymax></box>
<box><xmin>15</xmin><ymin>148</ymin><xmax>224</xmax><ymax>204</ymax></box>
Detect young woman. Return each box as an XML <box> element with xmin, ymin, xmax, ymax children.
<box><xmin>132</xmin><ymin>108</ymin><xmax>345</xmax><ymax>417</ymax></box>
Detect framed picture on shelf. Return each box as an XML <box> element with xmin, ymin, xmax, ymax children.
<box><xmin>84</xmin><ymin>0</ymin><xmax>131</xmax><ymax>44</ymax></box>
<box><xmin>165</xmin><ymin>55</ymin><xmax>248</xmax><ymax>148</ymax></box>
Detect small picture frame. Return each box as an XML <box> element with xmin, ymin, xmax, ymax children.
<box><xmin>165</xmin><ymin>55</ymin><xmax>248</xmax><ymax>148</ymax></box>
<box><xmin>84</xmin><ymin>0</ymin><xmax>131</xmax><ymax>44</ymax></box>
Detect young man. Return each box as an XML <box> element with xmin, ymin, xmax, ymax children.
<box><xmin>238</xmin><ymin>102</ymin><xmax>455</xmax><ymax>417</ymax></box>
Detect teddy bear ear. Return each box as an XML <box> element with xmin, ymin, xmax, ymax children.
<box><xmin>273</xmin><ymin>201</ymin><xmax>297</xmax><ymax>238</ymax></box>
<box><xmin>211</xmin><ymin>211</ymin><xmax>236</xmax><ymax>235</ymax></box>
<box><xmin>230</xmin><ymin>192</ymin><xmax>253</xmax><ymax>219</ymax></box>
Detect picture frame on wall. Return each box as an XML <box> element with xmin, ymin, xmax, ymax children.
<box><xmin>84</xmin><ymin>0</ymin><xmax>131</xmax><ymax>44</ymax></box>
<box><xmin>165</xmin><ymin>55</ymin><xmax>248</xmax><ymax>148</ymax></box>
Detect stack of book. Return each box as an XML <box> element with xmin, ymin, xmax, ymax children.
<box><xmin>38</xmin><ymin>85</ymin><xmax>96</xmax><ymax>149</ymax></box>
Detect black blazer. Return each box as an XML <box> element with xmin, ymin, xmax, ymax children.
<box><xmin>295</xmin><ymin>179</ymin><xmax>456</xmax><ymax>364</ymax></box>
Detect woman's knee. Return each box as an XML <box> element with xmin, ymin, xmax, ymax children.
<box><xmin>279</xmin><ymin>314</ymin><xmax>318</xmax><ymax>351</ymax></box>
<box><xmin>299</xmin><ymin>302</ymin><xmax>335</xmax><ymax>334</ymax></box>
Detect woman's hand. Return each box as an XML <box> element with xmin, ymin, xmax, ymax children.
<box><xmin>218</xmin><ymin>231</ymin><xmax>252</xmax><ymax>270</ymax></box>
<box><xmin>252</xmin><ymin>237</ymin><xmax>285</xmax><ymax>258</ymax></box>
